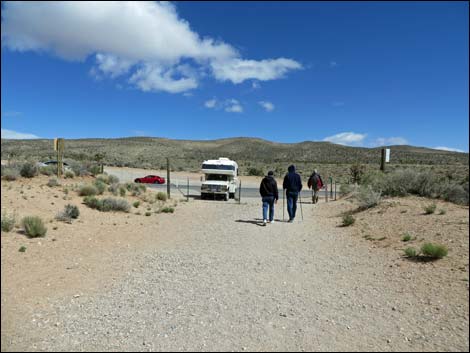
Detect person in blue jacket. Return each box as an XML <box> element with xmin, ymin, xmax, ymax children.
<box><xmin>282</xmin><ymin>165</ymin><xmax>303</xmax><ymax>222</ymax></box>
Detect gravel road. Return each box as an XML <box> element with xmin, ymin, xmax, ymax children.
<box><xmin>3</xmin><ymin>199</ymin><xmax>468</xmax><ymax>351</ymax></box>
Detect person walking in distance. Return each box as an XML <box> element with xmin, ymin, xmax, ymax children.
<box><xmin>308</xmin><ymin>169</ymin><xmax>324</xmax><ymax>204</ymax></box>
<box><xmin>283</xmin><ymin>165</ymin><xmax>303</xmax><ymax>222</ymax></box>
<box><xmin>259</xmin><ymin>171</ymin><xmax>279</xmax><ymax>226</ymax></box>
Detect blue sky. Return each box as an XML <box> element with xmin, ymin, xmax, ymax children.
<box><xmin>1</xmin><ymin>1</ymin><xmax>468</xmax><ymax>152</ymax></box>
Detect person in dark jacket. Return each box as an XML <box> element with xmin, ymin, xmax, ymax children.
<box><xmin>308</xmin><ymin>169</ymin><xmax>324</xmax><ymax>204</ymax></box>
<box><xmin>283</xmin><ymin>165</ymin><xmax>303</xmax><ymax>222</ymax></box>
<box><xmin>259</xmin><ymin>171</ymin><xmax>279</xmax><ymax>225</ymax></box>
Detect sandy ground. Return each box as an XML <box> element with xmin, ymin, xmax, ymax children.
<box><xmin>1</xmin><ymin>174</ymin><xmax>469</xmax><ymax>351</ymax></box>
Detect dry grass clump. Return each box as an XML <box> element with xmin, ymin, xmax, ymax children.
<box><xmin>22</xmin><ymin>216</ymin><xmax>47</xmax><ymax>237</ymax></box>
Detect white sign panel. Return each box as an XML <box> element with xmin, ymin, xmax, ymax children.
<box><xmin>385</xmin><ymin>148</ymin><xmax>390</xmax><ymax>163</ymax></box>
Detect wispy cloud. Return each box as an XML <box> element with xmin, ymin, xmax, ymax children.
<box><xmin>204</xmin><ymin>99</ymin><xmax>217</xmax><ymax>109</ymax></box>
<box><xmin>433</xmin><ymin>146</ymin><xmax>465</xmax><ymax>153</ymax></box>
<box><xmin>259</xmin><ymin>101</ymin><xmax>275</xmax><ymax>112</ymax></box>
<box><xmin>373</xmin><ymin>137</ymin><xmax>408</xmax><ymax>146</ymax></box>
<box><xmin>323</xmin><ymin>132</ymin><xmax>366</xmax><ymax>146</ymax></box>
<box><xmin>224</xmin><ymin>99</ymin><xmax>243</xmax><ymax>113</ymax></box>
<box><xmin>252</xmin><ymin>81</ymin><xmax>261</xmax><ymax>89</ymax></box>
<box><xmin>329</xmin><ymin>61</ymin><xmax>338</xmax><ymax>68</ymax></box>
<box><xmin>1</xmin><ymin>111</ymin><xmax>22</xmax><ymax>117</ymax></box>
<box><xmin>2</xmin><ymin>2</ymin><xmax>302</xmax><ymax>94</ymax></box>
<box><xmin>1</xmin><ymin>128</ymin><xmax>39</xmax><ymax>139</ymax></box>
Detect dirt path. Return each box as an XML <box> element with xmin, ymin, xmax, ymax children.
<box><xmin>2</xmin><ymin>192</ymin><xmax>469</xmax><ymax>351</ymax></box>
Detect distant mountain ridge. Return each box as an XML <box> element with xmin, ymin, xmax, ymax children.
<box><xmin>1</xmin><ymin>137</ymin><xmax>468</xmax><ymax>168</ymax></box>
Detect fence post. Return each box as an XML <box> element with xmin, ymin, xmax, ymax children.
<box><xmin>334</xmin><ymin>181</ymin><xmax>337</xmax><ymax>200</ymax></box>
<box><xmin>330</xmin><ymin>177</ymin><xmax>333</xmax><ymax>199</ymax></box>
<box><xmin>380</xmin><ymin>148</ymin><xmax>386</xmax><ymax>172</ymax></box>
<box><xmin>166</xmin><ymin>157</ymin><xmax>171</xmax><ymax>199</ymax></box>
<box><xmin>187</xmin><ymin>177</ymin><xmax>189</xmax><ymax>202</ymax></box>
<box><xmin>238</xmin><ymin>180</ymin><xmax>242</xmax><ymax>204</ymax></box>
<box><xmin>325</xmin><ymin>182</ymin><xmax>328</xmax><ymax>202</ymax></box>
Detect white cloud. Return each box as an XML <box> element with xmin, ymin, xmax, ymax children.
<box><xmin>1</xmin><ymin>129</ymin><xmax>39</xmax><ymax>139</ymax></box>
<box><xmin>252</xmin><ymin>81</ymin><xmax>261</xmax><ymax>89</ymax></box>
<box><xmin>211</xmin><ymin>58</ymin><xmax>302</xmax><ymax>84</ymax></box>
<box><xmin>323</xmin><ymin>132</ymin><xmax>367</xmax><ymax>146</ymax></box>
<box><xmin>259</xmin><ymin>101</ymin><xmax>275</xmax><ymax>112</ymax></box>
<box><xmin>204</xmin><ymin>99</ymin><xmax>217</xmax><ymax>108</ymax></box>
<box><xmin>374</xmin><ymin>137</ymin><xmax>408</xmax><ymax>146</ymax></box>
<box><xmin>2</xmin><ymin>2</ymin><xmax>302</xmax><ymax>93</ymax></box>
<box><xmin>224</xmin><ymin>99</ymin><xmax>243</xmax><ymax>113</ymax></box>
<box><xmin>329</xmin><ymin>61</ymin><xmax>338</xmax><ymax>68</ymax></box>
<box><xmin>433</xmin><ymin>146</ymin><xmax>465</xmax><ymax>153</ymax></box>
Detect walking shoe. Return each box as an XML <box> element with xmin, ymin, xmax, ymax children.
<box><xmin>263</xmin><ymin>219</ymin><xmax>267</xmax><ymax>226</ymax></box>
<box><xmin>270</xmin><ymin>220</ymin><xmax>275</xmax><ymax>224</ymax></box>
<box><xmin>288</xmin><ymin>219</ymin><xmax>293</xmax><ymax>223</ymax></box>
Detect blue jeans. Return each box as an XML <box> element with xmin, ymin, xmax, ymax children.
<box><xmin>286</xmin><ymin>191</ymin><xmax>298</xmax><ymax>220</ymax></box>
<box><xmin>262</xmin><ymin>196</ymin><xmax>275</xmax><ymax>221</ymax></box>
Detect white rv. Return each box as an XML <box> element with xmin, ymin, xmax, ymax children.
<box><xmin>200</xmin><ymin>157</ymin><xmax>238</xmax><ymax>201</ymax></box>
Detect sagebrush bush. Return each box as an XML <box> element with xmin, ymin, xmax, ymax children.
<box><xmin>108</xmin><ymin>183</ymin><xmax>119</xmax><ymax>195</ymax></box>
<box><xmin>160</xmin><ymin>206</ymin><xmax>175</xmax><ymax>213</ymax></box>
<box><xmin>64</xmin><ymin>170</ymin><xmax>75</xmax><ymax>178</ymax></box>
<box><xmin>20</xmin><ymin>162</ymin><xmax>38</xmax><ymax>178</ymax></box>
<box><xmin>401</xmin><ymin>233</ymin><xmax>412</xmax><ymax>242</ymax></box>
<box><xmin>93</xmin><ymin>180</ymin><xmax>107</xmax><ymax>195</ymax></box>
<box><xmin>342</xmin><ymin>214</ymin><xmax>355</xmax><ymax>226</ymax></box>
<box><xmin>423</xmin><ymin>203</ymin><xmax>437</xmax><ymax>215</ymax></box>
<box><xmin>1</xmin><ymin>212</ymin><xmax>16</xmax><ymax>232</ymax></box>
<box><xmin>83</xmin><ymin>196</ymin><xmax>101</xmax><ymax>209</ymax></box>
<box><xmin>355</xmin><ymin>185</ymin><xmax>381</xmax><ymax>209</ymax></box>
<box><xmin>404</xmin><ymin>247</ymin><xmax>417</xmax><ymax>257</ymax></box>
<box><xmin>119</xmin><ymin>185</ymin><xmax>127</xmax><ymax>197</ymax></box>
<box><xmin>441</xmin><ymin>183</ymin><xmax>468</xmax><ymax>205</ymax></box>
<box><xmin>78</xmin><ymin>184</ymin><xmax>98</xmax><ymax>196</ymax></box>
<box><xmin>108</xmin><ymin>174</ymin><xmax>119</xmax><ymax>184</ymax></box>
<box><xmin>39</xmin><ymin>165</ymin><xmax>56</xmax><ymax>176</ymax></box>
<box><xmin>247</xmin><ymin>167</ymin><xmax>264</xmax><ymax>177</ymax></box>
<box><xmin>56</xmin><ymin>204</ymin><xmax>80</xmax><ymax>223</ymax></box>
<box><xmin>47</xmin><ymin>178</ymin><xmax>60</xmax><ymax>187</ymax></box>
<box><xmin>99</xmin><ymin>198</ymin><xmax>130</xmax><ymax>212</ymax></box>
<box><xmin>156</xmin><ymin>192</ymin><xmax>167</xmax><ymax>201</ymax></box>
<box><xmin>145</xmin><ymin>212</ymin><xmax>152</xmax><ymax>216</ymax></box>
<box><xmin>96</xmin><ymin>174</ymin><xmax>109</xmax><ymax>184</ymax></box>
<box><xmin>89</xmin><ymin>165</ymin><xmax>102</xmax><ymax>176</ymax></box>
<box><xmin>2</xmin><ymin>167</ymin><xmax>19</xmax><ymax>181</ymax></box>
<box><xmin>22</xmin><ymin>216</ymin><xmax>47</xmax><ymax>237</ymax></box>
<box><xmin>133</xmin><ymin>201</ymin><xmax>140</xmax><ymax>208</ymax></box>
<box><xmin>421</xmin><ymin>243</ymin><xmax>448</xmax><ymax>259</ymax></box>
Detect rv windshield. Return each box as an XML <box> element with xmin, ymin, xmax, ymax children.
<box><xmin>206</xmin><ymin>174</ymin><xmax>229</xmax><ymax>181</ymax></box>
<box><xmin>202</xmin><ymin>164</ymin><xmax>235</xmax><ymax>171</ymax></box>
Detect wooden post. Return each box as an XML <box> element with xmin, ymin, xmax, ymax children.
<box><xmin>334</xmin><ymin>181</ymin><xmax>337</xmax><ymax>201</ymax></box>
<box><xmin>187</xmin><ymin>177</ymin><xmax>189</xmax><ymax>202</ymax></box>
<box><xmin>55</xmin><ymin>138</ymin><xmax>64</xmax><ymax>178</ymax></box>
<box><xmin>166</xmin><ymin>157</ymin><xmax>171</xmax><ymax>199</ymax></box>
<box><xmin>238</xmin><ymin>180</ymin><xmax>242</xmax><ymax>204</ymax></box>
<box><xmin>380</xmin><ymin>148</ymin><xmax>386</xmax><ymax>172</ymax></box>
<box><xmin>330</xmin><ymin>177</ymin><xmax>333</xmax><ymax>199</ymax></box>
<box><xmin>325</xmin><ymin>182</ymin><xmax>328</xmax><ymax>203</ymax></box>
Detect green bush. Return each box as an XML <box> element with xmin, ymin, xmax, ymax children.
<box><xmin>56</xmin><ymin>204</ymin><xmax>80</xmax><ymax>222</ymax></box>
<box><xmin>160</xmin><ymin>206</ymin><xmax>175</xmax><ymax>213</ymax></box>
<box><xmin>108</xmin><ymin>174</ymin><xmax>119</xmax><ymax>184</ymax></box>
<box><xmin>342</xmin><ymin>214</ymin><xmax>355</xmax><ymax>226</ymax></box>
<box><xmin>438</xmin><ymin>209</ymin><xmax>446</xmax><ymax>215</ymax></box>
<box><xmin>93</xmin><ymin>180</ymin><xmax>107</xmax><ymax>195</ymax></box>
<box><xmin>83</xmin><ymin>196</ymin><xmax>101</xmax><ymax>209</ymax></box>
<box><xmin>108</xmin><ymin>183</ymin><xmax>119</xmax><ymax>195</ymax></box>
<box><xmin>78</xmin><ymin>184</ymin><xmax>98</xmax><ymax>196</ymax></box>
<box><xmin>404</xmin><ymin>247</ymin><xmax>417</xmax><ymax>257</ymax></box>
<box><xmin>96</xmin><ymin>174</ymin><xmax>109</xmax><ymax>184</ymax></box>
<box><xmin>18</xmin><ymin>246</ymin><xmax>27</xmax><ymax>252</ymax></box>
<box><xmin>1</xmin><ymin>212</ymin><xmax>16</xmax><ymax>232</ymax></box>
<box><xmin>119</xmin><ymin>185</ymin><xmax>127</xmax><ymax>197</ymax></box>
<box><xmin>89</xmin><ymin>165</ymin><xmax>102</xmax><ymax>176</ymax></box>
<box><xmin>156</xmin><ymin>192</ymin><xmax>167</xmax><ymax>201</ymax></box>
<box><xmin>47</xmin><ymin>178</ymin><xmax>60</xmax><ymax>187</ymax></box>
<box><xmin>20</xmin><ymin>162</ymin><xmax>38</xmax><ymax>178</ymax></box>
<box><xmin>423</xmin><ymin>203</ymin><xmax>437</xmax><ymax>215</ymax></box>
<box><xmin>441</xmin><ymin>183</ymin><xmax>468</xmax><ymax>205</ymax></box>
<box><xmin>99</xmin><ymin>198</ymin><xmax>130</xmax><ymax>212</ymax></box>
<box><xmin>2</xmin><ymin>167</ymin><xmax>19</xmax><ymax>181</ymax></box>
<box><xmin>22</xmin><ymin>216</ymin><xmax>47</xmax><ymax>237</ymax></box>
<box><xmin>145</xmin><ymin>211</ymin><xmax>152</xmax><ymax>216</ymax></box>
<box><xmin>421</xmin><ymin>243</ymin><xmax>448</xmax><ymax>259</ymax></box>
<box><xmin>39</xmin><ymin>165</ymin><xmax>56</xmax><ymax>176</ymax></box>
<box><xmin>133</xmin><ymin>201</ymin><xmax>140</xmax><ymax>208</ymax></box>
<box><xmin>247</xmin><ymin>167</ymin><xmax>264</xmax><ymax>176</ymax></box>
<box><xmin>65</xmin><ymin>170</ymin><xmax>75</xmax><ymax>178</ymax></box>
<box><xmin>401</xmin><ymin>233</ymin><xmax>412</xmax><ymax>242</ymax></box>
<box><xmin>355</xmin><ymin>185</ymin><xmax>381</xmax><ymax>209</ymax></box>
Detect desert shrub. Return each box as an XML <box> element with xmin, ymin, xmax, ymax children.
<box><xmin>39</xmin><ymin>165</ymin><xmax>56</xmax><ymax>176</ymax></box>
<box><xmin>126</xmin><ymin>182</ymin><xmax>146</xmax><ymax>196</ymax></box>
<box><xmin>438</xmin><ymin>209</ymin><xmax>446</xmax><ymax>215</ymax></box>
<box><xmin>401</xmin><ymin>233</ymin><xmax>412</xmax><ymax>242</ymax></box>
<box><xmin>119</xmin><ymin>185</ymin><xmax>127</xmax><ymax>197</ymax></box>
<box><xmin>2</xmin><ymin>167</ymin><xmax>19</xmax><ymax>181</ymax></box>
<box><xmin>156</xmin><ymin>192</ymin><xmax>167</xmax><ymax>201</ymax></box>
<box><xmin>89</xmin><ymin>165</ymin><xmax>102</xmax><ymax>176</ymax></box>
<box><xmin>423</xmin><ymin>203</ymin><xmax>437</xmax><ymax>215</ymax></box>
<box><xmin>47</xmin><ymin>178</ymin><xmax>60</xmax><ymax>187</ymax></box>
<box><xmin>342</xmin><ymin>214</ymin><xmax>355</xmax><ymax>226</ymax></box>
<box><xmin>56</xmin><ymin>204</ymin><xmax>80</xmax><ymax>223</ymax></box>
<box><xmin>160</xmin><ymin>206</ymin><xmax>175</xmax><ymax>213</ymax></box>
<box><xmin>96</xmin><ymin>174</ymin><xmax>109</xmax><ymax>184</ymax></box>
<box><xmin>381</xmin><ymin>169</ymin><xmax>416</xmax><ymax>196</ymax></box>
<box><xmin>93</xmin><ymin>180</ymin><xmax>107</xmax><ymax>195</ymax></box>
<box><xmin>421</xmin><ymin>243</ymin><xmax>448</xmax><ymax>259</ymax></box>
<box><xmin>78</xmin><ymin>184</ymin><xmax>98</xmax><ymax>196</ymax></box>
<box><xmin>145</xmin><ymin>212</ymin><xmax>152</xmax><ymax>216</ymax></box>
<box><xmin>404</xmin><ymin>247</ymin><xmax>417</xmax><ymax>257</ymax></box>
<box><xmin>133</xmin><ymin>201</ymin><xmax>140</xmax><ymax>208</ymax></box>
<box><xmin>83</xmin><ymin>196</ymin><xmax>101</xmax><ymax>209</ymax></box>
<box><xmin>22</xmin><ymin>216</ymin><xmax>47</xmax><ymax>237</ymax></box>
<box><xmin>355</xmin><ymin>185</ymin><xmax>381</xmax><ymax>209</ymax></box>
<box><xmin>69</xmin><ymin>161</ymin><xmax>90</xmax><ymax>176</ymax></box>
<box><xmin>1</xmin><ymin>212</ymin><xmax>16</xmax><ymax>232</ymax></box>
<box><xmin>108</xmin><ymin>183</ymin><xmax>119</xmax><ymax>195</ymax></box>
<box><xmin>349</xmin><ymin>163</ymin><xmax>365</xmax><ymax>184</ymax></box>
<box><xmin>108</xmin><ymin>174</ymin><xmax>119</xmax><ymax>184</ymax></box>
<box><xmin>247</xmin><ymin>167</ymin><xmax>264</xmax><ymax>176</ymax></box>
<box><xmin>65</xmin><ymin>170</ymin><xmax>75</xmax><ymax>178</ymax></box>
<box><xmin>20</xmin><ymin>162</ymin><xmax>38</xmax><ymax>178</ymax></box>
<box><xmin>99</xmin><ymin>198</ymin><xmax>130</xmax><ymax>212</ymax></box>
<box><xmin>441</xmin><ymin>183</ymin><xmax>468</xmax><ymax>206</ymax></box>
<box><xmin>18</xmin><ymin>246</ymin><xmax>27</xmax><ymax>252</ymax></box>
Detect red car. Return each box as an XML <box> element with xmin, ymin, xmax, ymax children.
<box><xmin>134</xmin><ymin>175</ymin><xmax>165</xmax><ymax>184</ymax></box>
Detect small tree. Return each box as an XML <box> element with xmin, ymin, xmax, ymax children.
<box><xmin>349</xmin><ymin>164</ymin><xmax>365</xmax><ymax>184</ymax></box>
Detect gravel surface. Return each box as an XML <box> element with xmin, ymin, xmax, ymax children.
<box><xmin>2</xmin><ymin>198</ymin><xmax>469</xmax><ymax>351</ymax></box>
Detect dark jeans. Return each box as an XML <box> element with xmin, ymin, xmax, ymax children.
<box><xmin>262</xmin><ymin>196</ymin><xmax>275</xmax><ymax>221</ymax></box>
<box><xmin>286</xmin><ymin>191</ymin><xmax>298</xmax><ymax>220</ymax></box>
